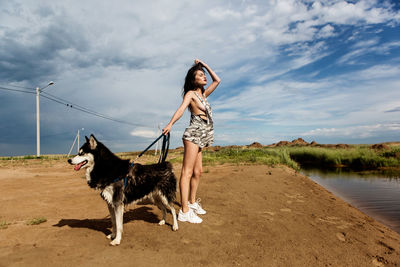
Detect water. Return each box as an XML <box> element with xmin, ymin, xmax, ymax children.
<box><xmin>301</xmin><ymin>167</ymin><xmax>400</xmax><ymax>234</ymax></box>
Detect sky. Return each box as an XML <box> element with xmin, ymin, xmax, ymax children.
<box><xmin>1</xmin><ymin>0</ymin><xmax>400</xmax><ymax>156</ymax></box>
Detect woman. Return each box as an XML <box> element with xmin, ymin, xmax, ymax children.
<box><xmin>162</xmin><ymin>59</ymin><xmax>221</xmax><ymax>223</ymax></box>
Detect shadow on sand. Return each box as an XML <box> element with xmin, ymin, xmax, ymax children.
<box><xmin>53</xmin><ymin>206</ymin><xmax>160</xmax><ymax>236</ymax></box>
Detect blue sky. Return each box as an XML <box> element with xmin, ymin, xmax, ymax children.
<box><xmin>1</xmin><ymin>0</ymin><xmax>400</xmax><ymax>156</ymax></box>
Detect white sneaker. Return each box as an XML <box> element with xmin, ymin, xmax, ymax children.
<box><xmin>178</xmin><ymin>209</ymin><xmax>202</xmax><ymax>224</ymax></box>
<box><xmin>188</xmin><ymin>198</ymin><xmax>206</xmax><ymax>215</ymax></box>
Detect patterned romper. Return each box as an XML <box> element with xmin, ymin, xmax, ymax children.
<box><xmin>182</xmin><ymin>92</ymin><xmax>214</xmax><ymax>148</ymax></box>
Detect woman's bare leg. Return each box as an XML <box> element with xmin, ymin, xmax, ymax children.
<box><xmin>180</xmin><ymin>140</ymin><xmax>200</xmax><ymax>213</ymax></box>
<box><xmin>189</xmin><ymin>149</ymin><xmax>202</xmax><ymax>204</ymax></box>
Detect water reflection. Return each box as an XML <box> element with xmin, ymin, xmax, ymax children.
<box><xmin>301</xmin><ymin>166</ymin><xmax>400</xmax><ymax>234</ymax></box>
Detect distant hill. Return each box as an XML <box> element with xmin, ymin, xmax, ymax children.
<box><xmin>244</xmin><ymin>138</ymin><xmax>400</xmax><ymax>149</ymax></box>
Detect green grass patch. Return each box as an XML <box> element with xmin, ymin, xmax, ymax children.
<box><xmin>168</xmin><ymin>145</ymin><xmax>400</xmax><ymax>171</ymax></box>
<box><xmin>0</xmin><ymin>154</ymin><xmax>69</xmax><ymax>161</ymax></box>
<box><xmin>203</xmin><ymin>147</ymin><xmax>300</xmax><ymax>169</ymax></box>
<box><xmin>284</xmin><ymin>146</ymin><xmax>400</xmax><ymax>170</ymax></box>
<box><xmin>168</xmin><ymin>147</ymin><xmax>300</xmax><ymax>169</ymax></box>
<box><xmin>0</xmin><ymin>221</ymin><xmax>10</xmax><ymax>229</ymax></box>
<box><xmin>26</xmin><ymin>217</ymin><xmax>47</xmax><ymax>225</ymax></box>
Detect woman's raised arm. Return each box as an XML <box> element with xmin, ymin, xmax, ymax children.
<box><xmin>195</xmin><ymin>59</ymin><xmax>221</xmax><ymax>97</ymax></box>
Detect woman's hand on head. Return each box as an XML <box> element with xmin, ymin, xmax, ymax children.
<box><xmin>195</xmin><ymin>59</ymin><xmax>204</xmax><ymax>66</ymax></box>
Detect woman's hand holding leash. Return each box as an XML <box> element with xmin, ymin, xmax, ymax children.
<box><xmin>162</xmin><ymin>124</ymin><xmax>172</xmax><ymax>135</ymax></box>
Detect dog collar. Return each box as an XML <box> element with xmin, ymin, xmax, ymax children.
<box><xmin>113</xmin><ymin>176</ymin><xmax>128</xmax><ymax>188</ymax></box>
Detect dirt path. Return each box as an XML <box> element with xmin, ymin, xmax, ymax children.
<box><xmin>0</xmin><ymin>159</ymin><xmax>399</xmax><ymax>266</ymax></box>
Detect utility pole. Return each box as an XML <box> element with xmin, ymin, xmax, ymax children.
<box><xmin>36</xmin><ymin>81</ymin><xmax>54</xmax><ymax>158</ymax></box>
<box><xmin>36</xmin><ymin>86</ymin><xmax>40</xmax><ymax>158</ymax></box>
<box><xmin>77</xmin><ymin>128</ymin><xmax>80</xmax><ymax>153</ymax></box>
<box><xmin>68</xmin><ymin>128</ymin><xmax>84</xmax><ymax>156</ymax></box>
<box><xmin>155</xmin><ymin>124</ymin><xmax>161</xmax><ymax>156</ymax></box>
<box><xmin>77</xmin><ymin>128</ymin><xmax>84</xmax><ymax>153</ymax></box>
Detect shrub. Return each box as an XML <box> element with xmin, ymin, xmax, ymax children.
<box><xmin>26</xmin><ymin>217</ymin><xmax>47</xmax><ymax>225</ymax></box>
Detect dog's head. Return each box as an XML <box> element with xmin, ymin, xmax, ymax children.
<box><xmin>68</xmin><ymin>134</ymin><xmax>124</xmax><ymax>189</ymax></box>
<box><xmin>67</xmin><ymin>134</ymin><xmax>98</xmax><ymax>172</ymax></box>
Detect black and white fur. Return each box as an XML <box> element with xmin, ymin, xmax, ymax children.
<box><xmin>68</xmin><ymin>134</ymin><xmax>178</xmax><ymax>246</ymax></box>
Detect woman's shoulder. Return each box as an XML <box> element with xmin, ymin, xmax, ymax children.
<box><xmin>184</xmin><ymin>90</ymin><xmax>196</xmax><ymax>99</ymax></box>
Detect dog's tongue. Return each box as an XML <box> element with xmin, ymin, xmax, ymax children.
<box><xmin>74</xmin><ymin>162</ymin><xmax>84</xmax><ymax>171</ymax></box>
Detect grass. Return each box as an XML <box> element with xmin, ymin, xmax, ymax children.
<box><xmin>169</xmin><ymin>145</ymin><xmax>400</xmax><ymax>172</ymax></box>
<box><xmin>26</xmin><ymin>217</ymin><xmax>47</xmax><ymax>225</ymax></box>
<box><xmin>0</xmin><ymin>217</ymin><xmax>48</xmax><ymax>228</ymax></box>
<box><xmin>0</xmin><ymin>221</ymin><xmax>10</xmax><ymax>229</ymax></box>
<box><xmin>0</xmin><ymin>154</ymin><xmax>70</xmax><ymax>168</ymax></box>
<box><xmin>0</xmin><ymin>155</ymin><xmax>68</xmax><ymax>161</ymax></box>
<box><xmin>170</xmin><ymin>147</ymin><xmax>300</xmax><ymax>170</ymax></box>
<box><xmin>286</xmin><ymin>146</ymin><xmax>400</xmax><ymax>170</ymax></box>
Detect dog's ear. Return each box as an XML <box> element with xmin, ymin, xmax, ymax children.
<box><xmin>89</xmin><ymin>135</ymin><xmax>98</xmax><ymax>149</ymax></box>
<box><xmin>85</xmin><ymin>136</ymin><xmax>89</xmax><ymax>143</ymax></box>
<box><xmin>90</xmin><ymin>134</ymin><xmax>98</xmax><ymax>141</ymax></box>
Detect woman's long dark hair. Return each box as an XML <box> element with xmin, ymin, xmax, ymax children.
<box><xmin>182</xmin><ymin>63</ymin><xmax>205</xmax><ymax>97</ymax></box>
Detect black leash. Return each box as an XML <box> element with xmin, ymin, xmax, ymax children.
<box><xmin>135</xmin><ymin>132</ymin><xmax>170</xmax><ymax>164</ymax></box>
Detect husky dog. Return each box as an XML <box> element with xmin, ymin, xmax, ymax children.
<box><xmin>68</xmin><ymin>134</ymin><xmax>178</xmax><ymax>246</ymax></box>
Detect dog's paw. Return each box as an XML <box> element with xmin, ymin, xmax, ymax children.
<box><xmin>158</xmin><ymin>220</ymin><xmax>165</xmax><ymax>226</ymax></box>
<box><xmin>110</xmin><ymin>239</ymin><xmax>121</xmax><ymax>246</ymax></box>
<box><xmin>106</xmin><ymin>234</ymin><xmax>116</xmax><ymax>240</ymax></box>
<box><xmin>172</xmin><ymin>224</ymin><xmax>179</xmax><ymax>231</ymax></box>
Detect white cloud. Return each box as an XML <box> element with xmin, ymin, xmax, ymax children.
<box><xmin>375</xmin><ymin>41</ymin><xmax>400</xmax><ymax>54</ymax></box>
<box><xmin>237</xmin><ymin>0</ymin><xmax>399</xmax><ymax>47</ymax></box>
<box><xmin>130</xmin><ymin>128</ymin><xmax>159</xmax><ymax>138</ymax></box>
<box><xmin>338</xmin><ymin>40</ymin><xmax>400</xmax><ymax>65</ymax></box>
<box><xmin>316</xmin><ymin>24</ymin><xmax>335</xmax><ymax>38</ymax></box>
<box><xmin>302</xmin><ymin>123</ymin><xmax>400</xmax><ymax>138</ymax></box>
<box><xmin>208</xmin><ymin>8</ymin><xmax>242</xmax><ymax>20</ymax></box>
<box><xmin>316</xmin><ymin>0</ymin><xmax>399</xmax><ymax>25</ymax></box>
<box><xmin>353</xmin><ymin>38</ymin><xmax>380</xmax><ymax>48</ymax></box>
<box><xmin>355</xmin><ymin>64</ymin><xmax>400</xmax><ymax>80</ymax></box>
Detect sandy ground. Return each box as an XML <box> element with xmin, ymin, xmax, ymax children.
<box><xmin>1</xmin><ymin>159</ymin><xmax>400</xmax><ymax>267</ymax></box>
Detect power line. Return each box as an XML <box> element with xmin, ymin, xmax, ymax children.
<box><xmin>42</xmin><ymin>131</ymin><xmax>74</xmax><ymax>138</ymax></box>
<box><xmin>0</xmin><ymin>84</ymin><xmax>145</xmax><ymax>127</ymax></box>
<box><xmin>40</xmin><ymin>94</ymin><xmax>143</xmax><ymax>126</ymax></box>
<box><xmin>0</xmin><ymin>86</ymin><xmax>36</xmax><ymax>94</ymax></box>
<box><xmin>3</xmin><ymin>84</ymin><xmax>35</xmax><ymax>90</ymax></box>
<box><xmin>42</xmin><ymin>91</ymin><xmax>117</xmax><ymax>119</ymax></box>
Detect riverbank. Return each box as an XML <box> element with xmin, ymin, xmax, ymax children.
<box><xmin>0</xmin><ymin>159</ymin><xmax>399</xmax><ymax>266</ymax></box>
<box><xmin>302</xmin><ymin>167</ymin><xmax>400</xmax><ymax>234</ymax></box>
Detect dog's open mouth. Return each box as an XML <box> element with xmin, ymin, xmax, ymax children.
<box><xmin>74</xmin><ymin>160</ymin><xmax>88</xmax><ymax>171</ymax></box>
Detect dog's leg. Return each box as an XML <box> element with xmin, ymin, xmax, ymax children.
<box><xmin>168</xmin><ymin>202</ymin><xmax>179</xmax><ymax>231</ymax></box>
<box><xmin>160</xmin><ymin>196</ymin><xmax>178</xmax><ymax>231</ymax></box>
<box><xmin>107</xmin><ymin>204</ymin><xmax>116</xmax><ymax>240</ymax></box>
<box><xmin>155</xmin><ymin>198</ymin><xmax>167</xmax><ymax>226</ymax></box>
<box><xmin>110</xmin><ymin>203</ymin><xmax>124</xmax><ymax>246</ymax></box>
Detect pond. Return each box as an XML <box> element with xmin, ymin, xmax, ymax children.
<box><xmin>301</xmin><ymin>167</ymin><xmax>400</xmax><ymax>234</ymax></box>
